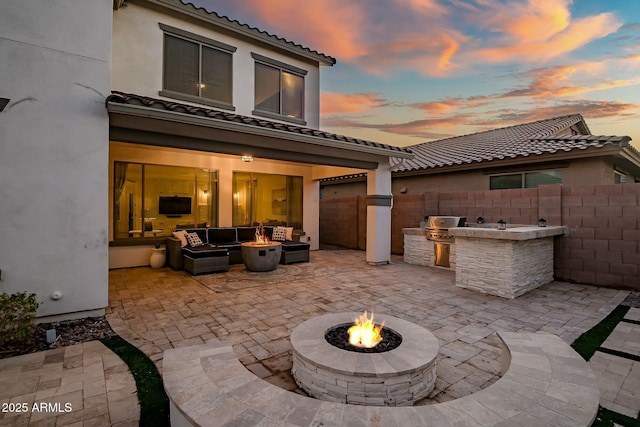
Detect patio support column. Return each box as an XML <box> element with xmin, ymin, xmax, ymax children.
<box><xmin>366</xmin><ymin>162</ymin><xmax>392</xmax><ymax>265</ymax></box>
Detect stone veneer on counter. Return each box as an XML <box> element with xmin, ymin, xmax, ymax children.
<box><xmin>449</xmin><ymin>226</ymin><xmax>568</xmax><ymax>298</ymax></box>
<box><xmin>402</xmin><ymin>228</ymin><xmax>457</xmax><ymax>270</ymax></box>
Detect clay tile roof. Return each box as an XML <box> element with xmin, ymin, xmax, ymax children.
<box><xmin>390</xmin><ymin>114</ymin><xmax>633</xmax><ymax>172</ymax></box>
<box><xmin>106</xmin><ymin>91</ymin><xmax>412</xmax><ymax>156</ymax></box>
<box><xmin>149</xmin><ymin>0</ymin><xmax>336</xmax><ymax>66</ymax></box>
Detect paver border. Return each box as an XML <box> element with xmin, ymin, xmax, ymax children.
<box><xmin>163</xmin><ymin>331</ymin><xmax>600</xmax><ymax>427</ymax></box>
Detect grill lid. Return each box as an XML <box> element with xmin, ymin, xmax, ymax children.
<box><xmin>426</xmin><ymin>216</ymin><xmax>466</xmax><ymax>230</ymax></box>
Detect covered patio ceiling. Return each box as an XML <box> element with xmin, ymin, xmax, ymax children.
<box><xmin>106</xmin><ymin>92</ymin><xmax>413</xmax><ymax>170</ymax></box>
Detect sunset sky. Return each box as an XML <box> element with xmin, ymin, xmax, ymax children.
<box><xmin>195</xmin><ymin>0</ymin><xmax>640</xmax><ymax>149</ymax></box>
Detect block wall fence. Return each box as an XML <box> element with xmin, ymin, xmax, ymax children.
<box><xmin>319</xmin><ymin>183</ymin><xmax>640</xmax><ymax>290</ymax></box>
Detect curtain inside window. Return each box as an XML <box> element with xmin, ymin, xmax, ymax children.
<box><xmin>114</xmin><ymin>162</ymin><xmax>128</xmax><ymax>222</ymax></box>
<box><xmin>287</xmin><ymin>176</ymin><xmax>303</xmax><ymax>229</ymax></box>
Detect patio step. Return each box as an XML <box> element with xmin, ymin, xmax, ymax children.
<box><xmin>163</xmin><ymin>331</ymin><xmax>599</xmax><ymax>427</ymax></box>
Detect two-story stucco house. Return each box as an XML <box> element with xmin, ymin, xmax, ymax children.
<box><xmin>0</xmin><ymin>0</ymin><xmax>411</xmax><ymax>320</ymax></box>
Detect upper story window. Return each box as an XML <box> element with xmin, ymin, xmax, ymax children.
<box><xmin>490</xmin><ymin>169</ymin><xmax>562</xmax><ymax>190</ymax></box>
<box><xmin>252</xmin><ymin>53</ymin><xmax>306</xmax><ymax>124</ymax></box>
<box><xmin>159</xmin><ymin>24</ymin><xmax>236</xmax><ymax>110</ymax></box>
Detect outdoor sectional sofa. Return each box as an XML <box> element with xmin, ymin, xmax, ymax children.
<box><xmin>166</xmin><ymin>226</ymin><xmax>310</xmax><ymax>275</ymax></box>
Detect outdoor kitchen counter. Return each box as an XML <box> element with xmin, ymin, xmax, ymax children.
<box><xmin>449</xmin><ymin>225</ymin><xmax>568</xmax><ymax>298</ymax></box>
<box><xmin>448</xmin><ymin>225</ymin><xmax>567</xmax><ymax>240</ymax></box>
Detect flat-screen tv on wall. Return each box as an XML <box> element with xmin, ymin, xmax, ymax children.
<box><xmin>159</xmin><ymin>196</ymin><xmax>192</xmax><ymax>215</ymax></box>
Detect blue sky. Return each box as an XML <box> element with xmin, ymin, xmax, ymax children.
<box><xmin>195</xmin><ymin>0</ymin><xmax>640</xmax><ymax>148</ymax></box>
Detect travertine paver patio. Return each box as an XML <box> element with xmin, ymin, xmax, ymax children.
<box><xmin>0</xmin><ymin>340</ymin><xmax>139</xmax><ymax>427</ymax></box>
<box><xmin>106</xmin><ymin>249</ymin><xmax>629</xmax><ymax>406</ymax></box>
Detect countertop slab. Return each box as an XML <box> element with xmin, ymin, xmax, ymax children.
<box><xmin>449</xmin><ymin>225</ymin><xmax>568</xmax><ymax>241</ymax></box>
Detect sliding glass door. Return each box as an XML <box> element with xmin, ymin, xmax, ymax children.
<box><xmin>114</xmin><ymin>162</ymin><xmax>218</xmax><ymax>239</ymax></box>
<box><xmin>232</xmin><ymin>172</ymin><xmax>302</xmax><ymax>229</ymax></box>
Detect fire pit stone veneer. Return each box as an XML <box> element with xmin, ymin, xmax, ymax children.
<box><xmin>291</xmin><ymin>312</ymin><xmax>439</xmax><ymax>406</ymax></box>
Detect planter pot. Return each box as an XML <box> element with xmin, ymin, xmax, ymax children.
<box><xmin>150</xmin><ymin>248</ymin><xmax>166</xmax><ymax>268</ymax></box>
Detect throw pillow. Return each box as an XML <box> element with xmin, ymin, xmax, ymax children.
<box><xmin>285</xmin><ymin>227</ymin><xmax>294</xmax><ymax>241</ymax></box>
<box><xmin>272</xmin><ymin>227</ymin><xmax>287</xmax><ymax>241</ymax></box>
<box><xmin>186</xmin><ymin>232</ymin><xmax>204</xmax><ymax>247</ymax></box>
<box><xmin>172</xmin><ymin>230</ymin><xmax>188</xmax><ymax>247</ymax></box>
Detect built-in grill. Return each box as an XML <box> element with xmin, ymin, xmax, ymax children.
<box><xmin>425</xmin><ymin>216</ymin><xmax>466</xmax><ymax>242</ymax></box>
<box><xmin>424</xmin><ymin>216</ymin><xmax>466</xmax><ymax>268</ymax></box>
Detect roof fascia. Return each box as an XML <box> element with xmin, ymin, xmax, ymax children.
<box><xmin>616</xmin><ymin>146</ymin><xmax>640</xmax><ymax>175</ymax></box>
<box><xmin>107</xmin><ymin>102</ymin><xmax>413</xmax><ymax>159</ymax></box>
<box><xmin>145</xmin><ymin>0</ymin><xmax>336</xmax><ymax>66</ymax></box>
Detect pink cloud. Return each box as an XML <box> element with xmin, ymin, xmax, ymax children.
<box><xmin>476</xmin><ymin>11</ymin><xmax>622</xmax><ymax>63</ymax></box>
<box><xmin>223</xmin><ymin>0</ymin><xmax>468</xmax><ymax>77</ymax></box>
<box><xmin>357</xmin><ymin>31</ymin><xmax>468</xmax><ymax>76</ymax></box>
<box><xmin>409</xmin><ymin>98</ymin><xmax>465</xmax><ymax>114</ymax></box>
<box><xmin>394</xmin><ymin>0</ymin><xmax>447</xmax><ymax>16</ymax></box>
<box><xmin>478</xmin><ymin>0</ymin><xmax>572</xmax><ymax>44</ymax></box>
<box><xmin>320</xmin><ymin>92</ymin><xmax>389</xmax><ymax>115</ymax></box>
<box><xmin>237</xmin><ymin>0</ymin><xmax>367</xmax><ymax>60</ymax></box>
<box><xmin>497</xmin><ymin>60</ymin><xmax>640</xmax><ymax>99</ymax></box>
<box><xmin>200</xmin><ymin>0</ymin><xmax>625</xmax><ymax>77</ymax></box>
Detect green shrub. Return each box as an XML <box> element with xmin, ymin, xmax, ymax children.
<box><xmin>0</xmin><ymin>292</ymin><xmax>41</xmax><ymax>347</ymax></box>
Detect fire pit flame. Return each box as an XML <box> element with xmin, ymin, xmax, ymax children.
<box><xmin>348</xmin><ymin>310</ymin><xmax>384</xmax><ymax>348</ymax></box>
<box><xmin>254</xmin><ymin>223</ymin><xmax>269</xmax><ymax>245</ymax></box>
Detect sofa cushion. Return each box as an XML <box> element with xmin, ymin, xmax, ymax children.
<box><xmin>236</xmin><ymin>227</ymin><xmax>257</xmax><ymax>242</ymax></box>
<box><xmin>172</xmin><ymin>230</ymin><xmax>189</xmax><ymax>247</ymax></box>
<box><xmin>208</xmin><ymin>228</ymin><xmax>238</xmax><ymax>244</ymax></box>
<box><xmin>213</xmin><ymin>243</ymin><xmax>242</xmax><ymax>252</ymax></box>
<box><xmin>281</xmin><ymin>242</ymin><xmax>310</xmax><ymax>251</ymax></box>
<box><xmin>186</xmin><ymin>232</ymin><xmax>204</xmax><ymax>247</ymax></box>
<box><xmin>182</xmin><ymin>245</ymin><xmax>228</xmax><ymax>259</ymax></box>
<box><xmin>285</xmin><ymin>227</ymin><xmax>294</xmax><ymax>241</ymax></box>
<box><xmin>272</xmin><ymin>227</ymin><xmax>287</xmax><ymax>241</ymax></box>
<box><xmin>178</xmin><ymin>228</ymin><xmax>208</xmax><ymax>244</ymax></box>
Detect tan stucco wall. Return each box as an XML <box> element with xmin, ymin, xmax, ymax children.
<box><xmin>562</xmin><ymin>158</ymin><xmax>616</xmax><ymax>185</ymax></box>
<box><xmin>111</xmin><ymin>1</ymin><xmax>321</xmax><ymax>128</ymax></box>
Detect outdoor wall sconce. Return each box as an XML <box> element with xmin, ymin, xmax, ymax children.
<box><xmin>241</xmin><ymin>155</ymin><xmax>253</xmax><ymax>162</ymax></box>
<box><xmin>497</xmin><ymin>219</ymin><xmax>507</xmax><ymax>230</ymax></box>
<box><xmin>0</xmin><ymin>98</ymin><xmax>9</xmax><ymax>112</ymax></box>
<box><xmin>476</xmin><ymin>216</ymin><xmax>484</xmax><ymax>224</ymax></box>
<box><xmin>538</xmin><ymin>218</ymin><xmax>547</xmax><ymax>227</ymax></box>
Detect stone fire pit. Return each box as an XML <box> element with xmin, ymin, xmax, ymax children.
<box><xmin>241</xmin><ymin>241</ymin><xmax>282</xmax><ymax>272</ymax></box>
<box><xmin>291</xmin><ymin>312</ymin><xmax>439</xmax><ymax>406</ymax></box>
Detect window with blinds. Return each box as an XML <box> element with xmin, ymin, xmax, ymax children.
<box><xmin>162</xmin><ymin>33</ymin><xmax>233</xmax><ymax>108</ymax></box>
<box><xmin>253</xmin><ymin>53</ymin><xmax>305</xmax><ymax>123</ymax></box>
